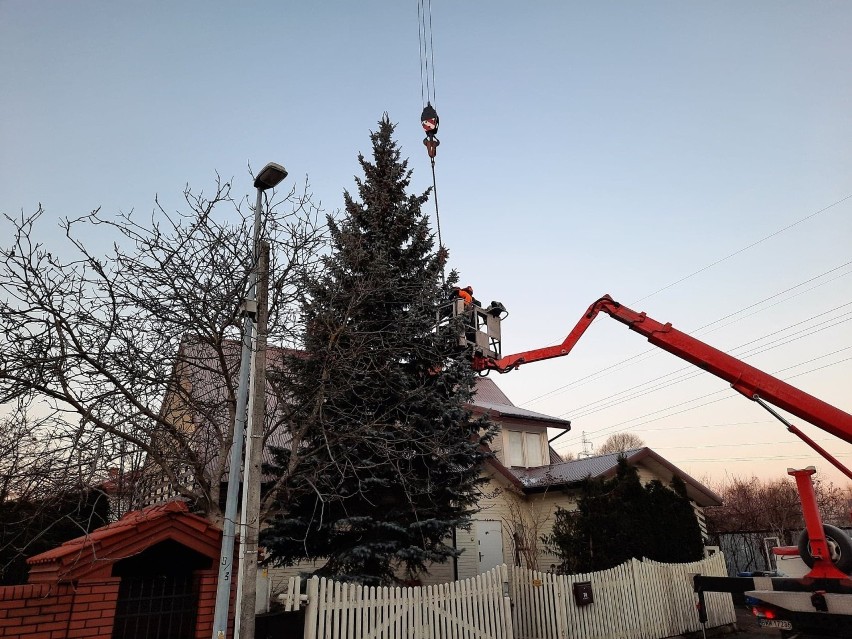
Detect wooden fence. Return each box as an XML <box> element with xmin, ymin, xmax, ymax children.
<box><xmin>510</xmin><ymin>553</ymin><xmax>735</xmax><ymax>639</ymax></box>
<box><xmin>279</xmin><ymin>575</ymin><xmax>304</xmax><ymax>612</ymax></box>
<box><xmin>302</xmin><ymin>565</ymin><xmax>513</xmax><ymax>639</ymax></box>
<box><xmin>284</xmin><ymin>555</ymin><xmax>734</xmax><ymax>639</ymax></box>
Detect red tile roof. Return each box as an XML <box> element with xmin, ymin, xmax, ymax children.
<box><xmin>26</xmin><ymin>500</ymin><xmax>222</xmax><ymax>583</ymax></box>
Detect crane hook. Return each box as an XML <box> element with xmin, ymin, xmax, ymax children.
<box><xmin>421</xmin><ymin>102</ymin><xmax>440</xmax><ymax>159</ymax></box>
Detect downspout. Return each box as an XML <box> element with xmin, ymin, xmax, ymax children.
<box><xmin>452</xmin><ymin>528</ymin><xmax>458</xmax><ymax>581</ymax></box>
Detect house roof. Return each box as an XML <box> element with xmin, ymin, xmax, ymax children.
<box><xmin>472</xmin><ymin>400</ymin><xmax>573</xmax><ymax>425</ymax></box>
<box><xmin>471</xmin><ymin>377</ymin><xmax>567</xmax><ymax>465</ymax></box>
<box><xmin>506</xmin><ymin>447</ymin><xmax>722</xmax><ymax>507</ymax></box>
<box><xmin>472</xmin><ymin>377</ymin><xmax>514</xmax><ymax>404</ymax></box>
<box><xmin>471</xmin><ymin>378</ymin><xmax>571</xmax><ymax>427</ymax></box>
<box><xmin>26</xmin><ymin>500</ymin><xmax>222</xmax><ymax>583</ymax></box>
<box><xmin>161</xmin><ymin>338</ymin><xmax>295</xmax><ymax>479</ymax></box>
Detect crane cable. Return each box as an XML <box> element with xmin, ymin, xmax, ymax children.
<box><xmin>417</xmin><ymin>0</ymin><xmax>445</xmax><ymax>281</ymax></box>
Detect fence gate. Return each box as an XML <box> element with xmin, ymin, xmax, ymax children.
<box><xmin>302</xmin><ymin>565</ymin><xmax>513</xmax><ymax>639</ymax></box>
<box><xmin>510</xmin><ymin>554</ymin><xmax>736</xmax><ymax>639</ymax></box>
<box><xmin>111</xmin><ymin>574</ymin><xmax>198</xmax><ymax>639</ymax></box>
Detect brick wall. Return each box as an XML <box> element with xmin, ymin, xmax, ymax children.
<box><xmin>194</xmin><ymin>569</ymin><xmax>236</xmax><ymax>639</ymax></box>
<box><xmin>0</xmin><ymin>579</ymin><xmax>119</xmax><ymax>639</ymax></box>
<box><xmin>1</xmin><ymin>572</ymin><xmax>234</xmax><ymax>639</ymax></box>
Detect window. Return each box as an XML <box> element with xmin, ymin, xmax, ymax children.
<box><xmin>507</xmin><ymin>431</ymin><xmax>524</xmax><ymax>467</ymax></box>
<box><xmin>506</xmin><ymin>430</ymin><xmax>545</xmax><ymax>468</ymax></box>
<box><xmin>524</xmin><ymin>432</ymin><xmax>545</xmax><ymax>466</ymax></box>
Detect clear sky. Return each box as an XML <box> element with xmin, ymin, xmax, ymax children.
<box><xmin>2</xmin><ymin>1</ymin><xmax>851</xmax><ymax>488</ymax></box>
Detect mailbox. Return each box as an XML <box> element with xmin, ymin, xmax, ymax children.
<box><xmin>572</xmin><ymin>581</ymin><xmax>593</xmax><ymax>606</ymax></box>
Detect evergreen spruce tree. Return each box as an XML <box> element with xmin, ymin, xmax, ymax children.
<box><xmin>545</xmin><ymin>458</ymin><xmax>704</xmax><ymax>571</ymax></box>
<box><xmin>262</xmin><ymin>116</ymin><xmax>495</xmax><ymax>585</ymax></box>
<box><xmin>645</xmin><ymin>475</ymin><xmax>705</xmax><ymax>562</ymax></box>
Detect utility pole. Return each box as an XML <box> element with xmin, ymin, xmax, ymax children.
<box><xmin>578</xmin><ymin>432</ymin><xmax>594</xmax><ymax>458</ymax></box>
<box><xmin>212</xmin><ymin>162</ymin><xmax>286</xmax><ymax>639</ymax></box>
<box><xmin>235</xmin><ymin>242</ymin><xmax>269</xmax><ymax>639</ymax></box>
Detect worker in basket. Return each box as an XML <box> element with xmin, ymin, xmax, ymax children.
<box><xmin>450</xmin><ymin>286</ymin><xmax>479</xmax><ymax>346</ymax></box>
<box><xmin>453</xmin><ymin>285</ymin><xmax>481</xmax><ymax>308</ymax></box>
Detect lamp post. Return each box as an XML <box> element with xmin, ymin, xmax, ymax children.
<box><xmin>212</xmin><ymin>162</ymin><xmax>287</xmax><ymax>639</ymax></box>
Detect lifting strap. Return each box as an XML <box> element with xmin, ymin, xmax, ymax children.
<box><xmin>417</xmin><ymin>0</ymin><xmax>444</xmax><ymax>281</ymax></box>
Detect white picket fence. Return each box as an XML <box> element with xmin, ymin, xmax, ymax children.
<box><xmin>282</xmin><ymin>555</ymin><xmax>735</xmax><ymax>639</ymax></box>
<box><xmin>301</xmin><ymin>565</ymin><xmax>513</xmax><ymax>639</ymax></box>
<box><xmin>279</xmin><ymin>575</ymin><xmax>304</xmax><ymax>612</ymax></box>
<box><xmin>510</xmin><ymin>553</ymin><xmax>735</xmax><ymax>639</ymax></box>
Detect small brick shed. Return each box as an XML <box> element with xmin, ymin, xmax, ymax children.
<box><xmin>0</xmin><ymin>501</ymin><xmax>235</xmax><ymax>639</ymax></box>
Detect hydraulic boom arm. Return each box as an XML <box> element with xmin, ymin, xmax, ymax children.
<box><xmin>471</xmin><ymin>294</ymin><xmax>852</xmax><ymax>446</ymax></box>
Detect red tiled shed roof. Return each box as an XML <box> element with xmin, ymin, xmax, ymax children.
<box><xmin>26</xmin><ymin>501</ymin><xmax>222</xmax><ymax>584</ymax></box>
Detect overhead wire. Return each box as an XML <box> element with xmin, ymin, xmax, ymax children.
<box><xmin>629</xmin><ymin>192</ymin><xmax>852</xmax><ymax>306</ymax></box>
<box><xmin>522</xmin><ymin>261</ymin><xmax>852</xmax><ymax>406</ymax></box>
<box><xmin>658</xmin><ymin>438</ymin><xmax>840</xmax><ymax>451</ymax></box>
<box><xmin>521</xmin><ymin>194</ymin><xmax>852</xmax><ymax>405</ymax></box>
<box><xmin>557</xmin><ymin>349</ymin><xmax>852</xmax><ymax>444</ymax></box>
<box><xmin>551</xmin><ymin>355</ymin><xmax>852</xmax><ymax>453</ymax></box>
<box><xmin>559</xmin><ymin>307</ymin><xmax>852</xmax><ymax>420</ymax></box>
<box><xmin>532</xmin><ymin>193</ymin><xmax>852</xmax><ymax>357</ymax></box>
<box><xmin>676</xmin><ymin>453</ymin><xmax>852</xmax><ymax>463</ymax></box>
<box><xmin>554</xmin><ymin>346</ymin><xmax>852</xmax><ymax>444</ymax></box>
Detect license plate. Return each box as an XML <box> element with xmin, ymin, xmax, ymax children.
<box><xmin>757</xmin><ymin>619</ymin><xmax>793</xmax><ymax>630</ymax></box>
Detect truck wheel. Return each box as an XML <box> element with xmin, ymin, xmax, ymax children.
<box><xmin>797</xmin><ymin>524</ymin><xmax>852</xmax><ymax>573</ymax></box>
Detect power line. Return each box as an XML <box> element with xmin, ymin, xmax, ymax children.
<box><xmin>655</xmin><ymin>438</ymin><xmax>839</xmax><ymax>451</ymax></box>
<box><xmin>624</xmin><ymin>419</ymin><xmax>773</xmax><ymax>432</ymax></box>
<box><xmin>559</xmin><ymin>354</ymin><xmax>852</xmax><ymax>447</ymax></box>
<box><xmin>675</xmin><ymin>453</ymin><xmax>852</xmax><ymax>463</ymax></box>
<box><xmin>629</xmin><ymin>193</ymin><xmax>852</xmax><ymax>306</ymax></box>
<box><xmin>559</xmin><ymin>312</ymin><xmax>852</xmax><ymax>421</ymax></box>
<box><xmin>691</xmin><ymin>263</ymin><xmax>852</xmax><ymax>336</ymax></box>
<box><xmin>523</xmin><ymin>262</ymin><xmax>852</xmax><ymax>406</ymax></box>
<box><xmin>553</xmin><ymin>355</ymin><xmax>852</xmax><ymax>451</ymax></box>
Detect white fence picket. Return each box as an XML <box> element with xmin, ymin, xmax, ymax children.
<box><xmin>299</xmin><ymin>557</ymin><xmax>732</xmax><ymax>639</ymax></box>
<box><xmin>279</xmin><ymin>576</ymin><xmax>303</xmax><ymax>612</ymax></box>
<box><xmin>510</xmin><ymin>554</ymin><xmax>735</xmax><ymax>639</ymax></box>
<box><xmin>302</xmin><ymin>565</ymin><xmax>511</xmax><ymax>639</ymax></box>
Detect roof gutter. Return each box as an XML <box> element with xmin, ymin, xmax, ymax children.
<box><xmin>548</xmin><ymin>422</ymin><xmax>572</xmax><ymax>443</ymax></box>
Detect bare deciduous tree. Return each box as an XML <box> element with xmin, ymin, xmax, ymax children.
<box><xmin>704</xmin><ymin>474</ymin><xmax>851</xmax><ymax>574</ymax></box>
<box><xmin>0</xmin><ymin>176</ymin><xmax>327</xmax><ymax>524</ymax></box>
<box><xmin>706</xmin><ymin>475</ymin><xmax>851</xmax><ymax>540</ymax></box>
<box><xmin>502</xmin><ymin>486</ymin><xmax>554</xmax><ymax>571</ymax></box>
<box><xmin>596</xmin><ymin>432</ymin><xmax>645</xmax><ymax>455</ymax></box>
<box><xmin>0</xmin><ymin>401</ymin><xmax>114</xmax><ymax>582</ymax></box>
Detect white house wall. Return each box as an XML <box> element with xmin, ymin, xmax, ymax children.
<box><xmin>266</xmin><ymin>463</ymin><xmax>706</xmax><ymax>593</ymax></box>
<box><xmin>419</xmin><ymin>469</ymin><xmax>579</xmax><ymax>586</ymax></box>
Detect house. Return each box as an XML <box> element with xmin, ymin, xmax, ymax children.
<box><xmin>138</xmin><ymin>341</ymin><xmax>721</xmax><ymax>590</ymax></box>
<box><xmin>416</xmin><ymin>377</ymin><xmax>722</xmax><ymax>585</ymax></box>
<box><xmin>134</xmin><ymin>338</ymin><xmax>293</xmax><ymax>516</ymax></box>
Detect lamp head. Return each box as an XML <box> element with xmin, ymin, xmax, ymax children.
<box><xmin>254</xmin><ymin>162</ymin><xmax>288</xmax><ymax>191</ymax></box>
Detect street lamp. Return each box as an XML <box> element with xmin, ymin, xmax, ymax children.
<box><xmin>254</xmin><ymin>162</ymin><xmax>288</xmax><ymax>191</ymax></box>
<box><xmin>212</xmin><ymin>162</ymin><xmax>287</xmax><ymax>639</ymax></box>
<box><xmin>250</xmin><ymin>163</ymin><xmax>287</xmax><ymax>263</ymax></box>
